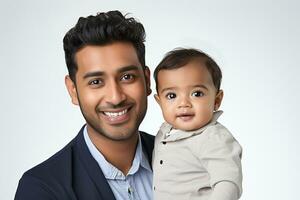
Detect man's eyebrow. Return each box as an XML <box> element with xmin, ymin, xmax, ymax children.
<box><xmin>83</xmin><ymin>71</ymin><xmax>104</xmax><ymax>79</ymax></box>
<box><xmin>82</xmin><ymin>65</ymin><xmax>140</xmax><ymax>79</ymax></box>
<box><xmin>117</xmin><ymin>65</ymin><xmax>140</xmax><ymax>73</ymax></box>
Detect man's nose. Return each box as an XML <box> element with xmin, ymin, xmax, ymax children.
<box><xmin>106</xmin><ymin>81</ymin><xmax>126</xmax><ymax>106</ymax></box>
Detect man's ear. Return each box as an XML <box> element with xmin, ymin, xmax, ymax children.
<box><xmin>154</xmin><ymin>94</ymin><xmax>161</xmax><ymax>106</ymax></box>
<box><xmin>214</xmin><ymin>90</ymin><xmax>224</xmax><ymax>111</ymax></box>
<box><xmin>144</xmin><ymin>66</ymin><xmax>152</xmax><ymax>95</ymax></box>
<box><xmin>65</xmin><ymin>75</ymin><xmax>79</xmax><ymax>105</ymax></box>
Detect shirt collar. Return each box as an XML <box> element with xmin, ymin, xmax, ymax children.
<box><xmin>160</xmin><ymin>110</ymin><xmax>223</xmax><ymax>142</ymax></box>
<box><xmin>83</xmin><ymin>126</ymin><xmax>151</xmax><ymax>180</ymax></box>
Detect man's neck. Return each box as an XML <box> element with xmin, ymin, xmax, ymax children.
<box><xmin>87</xmin><ymin>126</ymin><xmax>139</xmax><ymax>175</ymax></box>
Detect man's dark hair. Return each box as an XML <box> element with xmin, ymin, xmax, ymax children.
<box><xmin>154</xmin><ymin>48</ymin><xmax>222</xmax><ymax>93</ymax></box>
<box><xmin>63</xmin><ymin>10</ymin><xmax>146</xmax><ymax>82</ymax></box>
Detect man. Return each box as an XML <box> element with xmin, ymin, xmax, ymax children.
<box><xmin>15</xmin><ymin>10</ymin><xmax>154</xmax><ymax>200</ymax></box>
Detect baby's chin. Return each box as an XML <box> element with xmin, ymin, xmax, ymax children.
<box><xmin>172</xmin><ymin>124</ymin><xmax>203</xmax><ymax>132</ymax></box>
<box><xmin>172</xmin><ymin>120</ymin><xmax>212</xmax><ymax>132</ymax></box>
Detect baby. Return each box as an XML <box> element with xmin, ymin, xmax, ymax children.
<box><xmin>152</xmin><ymin>48</ymin><xmax>242</xmax><ymax>200</ymax></box>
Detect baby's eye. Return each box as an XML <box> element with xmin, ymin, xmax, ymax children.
<box><xmin>191</xmin><ymin>91</ymin><xmax>204</xmax><ymax>97</ymax></box>
<box><xmin>166</xmin><ymin>93</ymin><xmax>176</xmax><ymax>100</ymax></box>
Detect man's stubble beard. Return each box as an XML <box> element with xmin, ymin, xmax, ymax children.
<box><xmin>77</xmin><ymin>97</ymin><xmax>148</xmax><ymax>142</ymax></box>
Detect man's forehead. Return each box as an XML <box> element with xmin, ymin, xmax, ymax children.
<box><xmin>76</xmin><ymin>42</ymin><xmax>139</xmax><ymax>60</ymax></box>
<box><xmin>75</xmin><ymin>43</ymin><xmax>142</xmax><ymax>75</ymax></box>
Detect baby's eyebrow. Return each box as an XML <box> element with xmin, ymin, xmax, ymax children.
<box><xmin>160</xmin><ymin>87</ymin><xmax>176</xmax><ymax>94</ymax></box>
<box><xmin>193</xmin><ymin>84</ymin><xmax>209</xmax><ymax>90</ymax></box>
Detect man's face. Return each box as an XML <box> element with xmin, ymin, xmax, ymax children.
<box><xmin>155</xmin><ymin>60</ymin><xmax>223</xmax><ymax>131</ymax></box>
<box><xmin>66</xmin><ymin>42</ymin><xmax>151</xmax><ymax>141</ymax></box>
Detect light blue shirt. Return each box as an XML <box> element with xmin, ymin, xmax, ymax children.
<box><xmin>83</xmin><ymin>126</ymin><xmax>153</xmax><ymax>200</ymax></box>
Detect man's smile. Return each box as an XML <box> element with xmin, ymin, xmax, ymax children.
<box><xmin>100</xmin><ymin>106</ymin><xmax>133</xmax><ymax>124</ymax></box>
<box><xmin>103</xmin><ymin>109</ymin><xmax>128</xmax><ymax>117</ymax></box>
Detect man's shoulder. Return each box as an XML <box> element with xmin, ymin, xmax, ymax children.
<box><xmin>23</xmin><ymin>135</ymin><xmax>77</xmax><ymax>182</ymax></box>
<box><xmin>15</xmin><ymin>132</ymin><xmax>82</xmax><ymax>200</ymax></box>
<box><xmin>20</xmin><ymin>126</ymin><xmax>85</xmax><ymax>184</ymax></box>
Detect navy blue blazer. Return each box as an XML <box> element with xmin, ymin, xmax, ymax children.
<box><xmin>15</xmin><ymin>126</ymin><xmax>154</xmax><ymax>200</ymax></box>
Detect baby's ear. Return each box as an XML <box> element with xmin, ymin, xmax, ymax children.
<box><xmin>154</xmin><ymin>94</ymin><xmax>161</xmax><ymax>105</ymax></box>
<box><xmin>214</xmin><ymin>90</ymin><xmax>224</xmax><ymax>111</ymax></box>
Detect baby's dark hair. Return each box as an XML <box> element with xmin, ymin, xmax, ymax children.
<box><xmin>154</xmin><ymin>48</ymin><xmax>222</xmax><ymax>93</ymax></box>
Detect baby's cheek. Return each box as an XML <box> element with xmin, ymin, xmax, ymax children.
<box><xmin>164</xmin><ymin>109</ymin><xmax>173</xmax><ymax>118</ymax></box>
<box><xmin>200</xmin><ymin>110</ymin><xmax>213</xmax><ymax>123</ymax></box>
<box><xmin>163</xmin><ymin>109</ymin><xmax>176</xmax><ymax>123</ymax></box>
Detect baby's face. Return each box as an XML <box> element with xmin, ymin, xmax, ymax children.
<box><xmin>155</xmin><ymin>60</ymin><xmax>223</xmax><ymax>131</ymax></box>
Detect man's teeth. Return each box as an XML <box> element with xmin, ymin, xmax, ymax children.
<box><xmin>104</xmin><ymin>109</ymin><xmax>128</xmax><ymax>117</ymax></box>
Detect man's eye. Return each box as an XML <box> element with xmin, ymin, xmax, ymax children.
<box><xmin>89</xmin><ymin>79</ymin><xmax>102</xmax><ymax>85</ymax></box>
<box><xmin>121</xmin><ymin>74</ymin><xmax>135</xmax><ymax>81</ymax></box>
<box><xmin>166</xmin><ymin>93</ymin><xmax>176</xmax><ymax>100</ymax></box>
<box><xmin>191</xmin><ymin>91</ymin><xmax>204</xmax><ymax>97</ymax></box>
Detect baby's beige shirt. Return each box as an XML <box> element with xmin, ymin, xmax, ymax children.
<box><xmin>152</xmin><ymin>111</ymin><xmax>243</xmax><ymax>200</ymax></box>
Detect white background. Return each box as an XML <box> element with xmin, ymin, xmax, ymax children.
<box><xmin>1</xmin><ymin>0</ymin><xmax>299</xmax><ymax>199</ymax></box>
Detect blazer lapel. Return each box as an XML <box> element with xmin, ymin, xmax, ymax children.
<box><xmin>71</xmin><ymin>128</ymin><xmax>154</xmax><ymax>200</ymax></box>
<box><xmin>74</xmin><ymin>127</ymin><xmax>116</xmax><ymax>200</ymax></box>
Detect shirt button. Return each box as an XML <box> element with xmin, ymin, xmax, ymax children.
<box><xmin>162</xmin><ymin>141</ymin><xmax>167</xmax><ymax>145</ymax></box>
<box><xmin>160</xmin><ymin>160</ymin><xmax>163</xmax><ymax>164</ymax></box>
